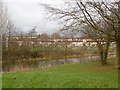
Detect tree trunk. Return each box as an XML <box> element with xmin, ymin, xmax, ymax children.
<box><xmin>115</xmin><ymin>41</ymin><xmax>120</xmax><ymax>69</ymax></box>
<box><xmin>100</xmin><ymin>51</ymin><xmax>108</xmax><ymax>65</ymax></box>
<box><xmin>97</xmin><ymin>41</ymin><xmax>110</xmax><ymax>65</ymax></box>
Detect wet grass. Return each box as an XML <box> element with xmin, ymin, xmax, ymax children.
<box><xmin>2</xmin><ymin>58</ymin><xmax>118</xmax><ymax>88</ymax></box>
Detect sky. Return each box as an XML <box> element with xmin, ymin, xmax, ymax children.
<box><xmin>3</xmin><ymin>0</ymin><xmax>65</xmax><ymax>34</ymax></box>
<box><xmin>2</xmin><ymin>0</ymin><xmax>115</xmax><ymax>34</ymax></box>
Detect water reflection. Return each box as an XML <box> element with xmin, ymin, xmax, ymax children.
<box><xmin>3</xmin><ymin>56</ymin><xmax>99</xmax><ymax>72</ymax></box>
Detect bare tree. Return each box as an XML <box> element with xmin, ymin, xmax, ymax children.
<box><xmin>27</xmin><ymin>26</ymin><xmax>37</xmax><ymax>36</ymax></box>
<box><xmin>82</xmin><ymin>21</ymin><xmax>111</xmax><ymax>65</ymax></box>
<box><xmin>40</xmin><ymin>33</ymin><xmax>49</xmax><ymax>40</ymax></box>
<box><xmin>76</xmin><ymin>0</ymin><xmax>120</xmax><ymax>68</ymax></box>
<box><xmin>0</xmin><ymin>0</ymin><xmax>8</xmax><ymax>59</ymax></box>
<box><xmin>0</xmin><ymin>1</ymin><xmax>17</xmax><ymax>62</ymax></box>
<box><xmin>0</xmin><ymin>0</ymin><xmax>3</xmax><ymax>75</ymax></box>
<box><xmin>41</xmin><ymin>0</ymin><xmax>114</xmax><ymax>65</ymax></box>
<box><xmin>50</xmin><ymin>32</ymin><xmax>61</xmax><ymax>39</ymax></box>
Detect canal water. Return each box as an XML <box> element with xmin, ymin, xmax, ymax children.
<box><xmin>2</xmin><ymin>56</ymin><xmax>100</xmax><ymax>72</ymax></box>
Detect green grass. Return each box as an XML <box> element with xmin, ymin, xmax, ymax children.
<box><xmin>2</xmin><ymin>59</ymin><xmax>118</xmax><ymax>88</ymax></box>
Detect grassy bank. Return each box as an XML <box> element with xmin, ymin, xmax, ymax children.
<box><xmin>2</xmin><ymin>59</ymin><xmax>118</xmax><ymax>88</ymax></box>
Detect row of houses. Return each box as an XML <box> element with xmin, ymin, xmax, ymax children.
<box><xmin>3</xmin><ymin>36</ymin><xmax>115</xmax><ymax>48</ymax></box>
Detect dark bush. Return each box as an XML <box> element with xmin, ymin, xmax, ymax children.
<box><xmin>30</xmin><ymin>50</ymin><xmax>39</xmax><ymax>58</ymax></box>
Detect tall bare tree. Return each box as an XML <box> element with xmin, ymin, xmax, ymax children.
<box><xmin>76</xmin><ymin>0</ymin><xmax>120</xmax><ymax>68</ymax></box>
<box><xmin>41</xmin><ymin>0</ymin><xmax>114</xmax><ymax>65</ymax></box>
<box><xmin>81</xmin><ymin>21</ymin><xmax>111</xmax><ymax>65</ymax></box>
<box><xmin>0</xmin><ymin>0</ymin><xmax>3</xmax><ymax>75</ymax></box>
<box><xmin>0</xmin><ymin>0</ymin><xmax>16</xmax><ymax>61</ymax></box>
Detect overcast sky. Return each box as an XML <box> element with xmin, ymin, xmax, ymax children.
<box><xmin>3</xmin><ymin>0</ymin><xmax>65</xmax><ymax>34</ymax></box>
<box><xmin>2</xmin><ymin>0</ymin><xmax>114</xmax><ymax>34</ymax></box>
